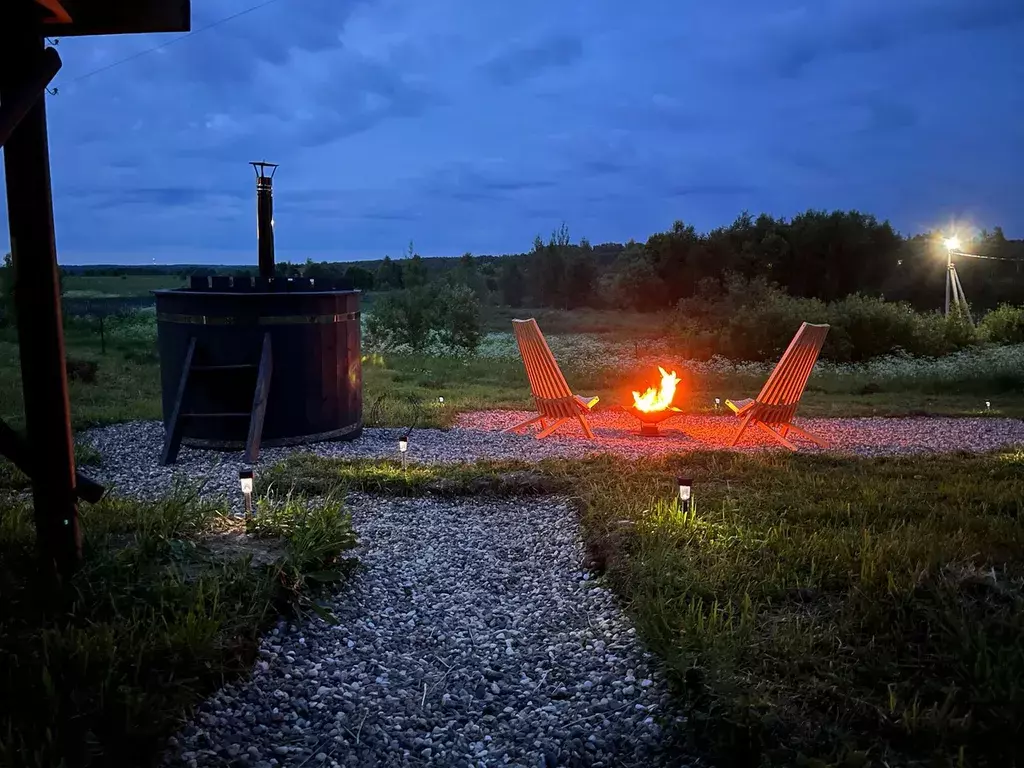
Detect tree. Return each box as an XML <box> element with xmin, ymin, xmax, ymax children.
<box><xmin>0</xmin><ymin>252</ymin><xmax>13</xmax><ymax>326</ymax></box>
<box><xmin>375</xmin><ymin>255</ymin><xmax>404</xmax><ymax>290</ymax></box>
<box><xmin>403</xmin><ymin>253</ymin><xmax>428</xmax><ymax>288</ymax></box>
<box><xmin>498</xmin><ymin>259</ymin><xmax>526</xmax><ymax>306</ymax></box>
<box><xmin>343</xmin><ymin>266</ymin><xmax>375</xmax><ymax>291</ymax></box>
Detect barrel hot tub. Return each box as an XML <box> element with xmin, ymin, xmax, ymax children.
<box><xmin>154</xmin><ymin>276</ymin><xmax>362</xmax><ymax>454</ymax></box>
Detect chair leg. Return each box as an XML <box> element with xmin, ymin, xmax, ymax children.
<box><xmin>784</xmin><ymin>422</ymin><xmax>829</xmax><ymax>448</ymax></box>
<box><xmin>577</xmin><ymin>414</ymin><xmax>595</xmax><ymax>439</ymax></box>
<box><xmin>535</xmin><ymin>418</ymin><xmax>570</xmax><ymax>439</ymax></box>
<box><xmin>755</xmin><ymin>421</ymin><xmax>798</xmax><ymax>451</ymax></box>
<box><xmin>730</xmin><ymin>413</ymin><xmax>754</xmax><ymax>447</ymax></box>
<box><xmin>503</xmin><ymin>415</ymin><xmax>542</xmax><ymax>434</ymax></box>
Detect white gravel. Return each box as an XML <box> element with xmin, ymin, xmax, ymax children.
<box><xmin>164</xmin><ymin>495</ymin><xmax>692</xmax><ymax>768</ymax></box>
<box><xmin>81</xmin><ymin>415</ymin><xmax>1024</xmax><ymax>501</ymax></box>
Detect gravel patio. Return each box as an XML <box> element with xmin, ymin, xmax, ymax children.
<box><xmin>79</xmin><ymin>416</ymin><xmax>1023</xmax><ymax>768</ymax></box>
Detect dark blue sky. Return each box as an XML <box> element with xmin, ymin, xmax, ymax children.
<box><xmin>3</xmin><ymin>0</ymin><xmax>1023</xmax><ymax>264</ymax></box>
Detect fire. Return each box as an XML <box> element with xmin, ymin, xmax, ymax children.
<box><xmin>632</xmin><ymin>366</ymin><xmax>680</xmax><ymax>413</ymax></box>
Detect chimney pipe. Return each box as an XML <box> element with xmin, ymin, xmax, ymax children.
<box><xmin>250</xmin><ymin>161</ymin><xmax>278</xmax><ymax>278</ymax></box>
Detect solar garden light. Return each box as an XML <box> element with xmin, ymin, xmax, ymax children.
<box><xmin>399</xmin><ymin>432</ymin><xmax>409</xmax><ymax>470</ymax></box>
<box><xmin>239</xmin><ymin>469</ymin><xmax>254</xmax><ymax>520</ymax></box>
<box><xmin>714</xmin><ymin>397</ymin><xmax>721</xmax><ymax>411</ymax></box>
<box><xmin>677</xmin><ymin>477</ymin><xmax>693</xmax><ymax>513</ymax></box>
<box><xmin>438</xmin><ymin>396</ymin><xmax>445</xmax><ymax>405</ymax></box>
<box><xmin>986</xmin><ymin>400</ymin><xmax>991</xmax><ymax>411</ymax></box>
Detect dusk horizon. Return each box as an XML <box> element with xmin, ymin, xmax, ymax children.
<box><xmin>2</xmin><ymin>0</ymin><xmax>1023</xmax><ymax>265</ymax></box>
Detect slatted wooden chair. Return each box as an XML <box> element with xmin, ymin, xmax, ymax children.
<box><xmin>505</xmin><ymin>318</ymin><xmax>600</xmax><ymax>439</ymax></box>
<box><xmin>725</xmin><ymin>322</ymin><xmax>830</xmax><ymax>451</ymax></box>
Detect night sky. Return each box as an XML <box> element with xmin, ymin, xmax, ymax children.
<box><xmin>2</xmin><ymin>0</ymin><xmax>1023</xmax><ymax>264</ymax></box>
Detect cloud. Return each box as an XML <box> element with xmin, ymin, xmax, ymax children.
<box><xmin>3</xmin><ymin>0</ymin><xmax>1022</xmax><ymax>263</ymax></box>
<box><xmin>760</xmin><ymin>0</ymin><xmax>1024</xmax><ymax>78</ymax></box>
<box><xmin>482</xmin><ymin>34</ymin><xmax>584</xmax><ymax>86</ymax></box>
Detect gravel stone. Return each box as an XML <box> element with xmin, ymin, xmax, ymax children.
<box><xmin>160</xmin><ymin>494</ymin><xmax>694</xmax><ymax>767</ymax></box>
<box><xmin>81</xmin><ymin>415</ymin><xmax>1024</xmax><ymax>503</ymax></box>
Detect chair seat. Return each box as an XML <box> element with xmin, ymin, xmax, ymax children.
<box><xmin>726</xmin><ymin>398</ymin><xmax>753</xmax><ymax>414</ymax></box>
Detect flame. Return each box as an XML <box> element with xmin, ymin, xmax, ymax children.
<box><xmin>632</xmin><ymin>366</ymin><xmax>680</xmax><ymax>413</ymax></box>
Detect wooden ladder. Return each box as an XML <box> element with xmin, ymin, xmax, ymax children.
<box><xmin>161</xmin><ymin>332</ymin><xmax>273</xmax><ymax>466</ymax></box>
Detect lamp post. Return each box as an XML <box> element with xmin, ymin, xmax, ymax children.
<box><xmin>399</xmin><ymin>432</ymin><xmax>409</xmax><ymax>471</ymax></box>
<box><xmin>943</xmin><ymin>236</ymin><xmax>960</xmax><ymax>318</ymax></box>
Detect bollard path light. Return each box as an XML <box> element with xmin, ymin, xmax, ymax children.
<box><xmin>677</xmin><ymin>477</ymin><xmax>693</xmax><ymax>513</ymax></box>
<box><xmin>239</xmin><ymin>469</ymin><xmax>255</xmax><ymax>520</ymax></box>
<box><xmin>399</xmin><ymin>432</ymin><xmax>409</xmax><ymax>470</ymax></box>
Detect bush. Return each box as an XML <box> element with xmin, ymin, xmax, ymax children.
<box><xmin>981</xmin><ymin>304</ymin><xmax>1024</xmax><ymax>344</ymax></box>
<box><xmin>671</xmin><ymin>275</ymin><xmax>983</xmax><ymax>362</ymax></box>
<box><xmin>365</xmin><ymin>284</ymin><xmax>482</xmax><ymax>354</ymax></box>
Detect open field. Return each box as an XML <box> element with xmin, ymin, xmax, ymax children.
<box><xmin>61</xmin><ymin>273</ymin><xmax>186</xmax><ymax>298</ymax></box>
<box><xmin>3</xmin><ymin>308</ymin><xmax>1024</xmax><ymax>431</ymax></box>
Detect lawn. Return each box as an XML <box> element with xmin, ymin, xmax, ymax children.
<box><xmin>261</xmin><ymin>451</ymin><xmax>1024</xmax><ymax>767</ymax></box>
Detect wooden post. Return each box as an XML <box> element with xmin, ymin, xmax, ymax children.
<box><xmin>0</xmin><ymin>21</ymin><xmax>81</xmax><ymax>577</ymax></box>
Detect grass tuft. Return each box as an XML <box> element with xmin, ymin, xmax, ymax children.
<box><xmin>0</xmin><ymin>488</ymin><xmax>357</xmax><ymax>768</ymax></box>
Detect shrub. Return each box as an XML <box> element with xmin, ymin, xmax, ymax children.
<box><xmin>65</xmin><ymin>358</ymin><xmax>98</xmax><ymax>383</ymax></box>
<box><xmin>671</xmin><ymin>275</ymin><xmax>983</xmax><ymax>362</ymax></box>
<box><xmin>980</xmin><ymin>304</ymin><xmax>1024</xmax><ymax>344</ymax></box>
<box><xmin>365</xmin><ymin>284</ymin><xmax>482</xmax><ymax>354</ymax></box>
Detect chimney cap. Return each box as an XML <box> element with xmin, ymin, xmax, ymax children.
<box><xmin>250</xmin><ymin>161</ymin><xmax>279</xmax><ymax>179</ymax></box>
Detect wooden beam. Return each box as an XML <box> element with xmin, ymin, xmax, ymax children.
<box><xmin>0</xmin><ymin>24</ymin><xmax>80</xmax><ymax>578</ymax></box>
<box><xmin>244</xmin><ymin>333</ymin><xmax>273</xmax><ymax>464</ymax></box>
<box><xmin>0</xmin><ymin>419</ymin><xmax>105</xmax><ymax>504</ymax></box>
<box><xmin>0</xmin><ymin>46</ymin><xmax>61</xmax><ymax>150</ymax></box>
<box><xmin>39</xmin><ymin>0</ymin><xmax>191</xmax><ymax>36</ymax></box>
<box><xmin>161</xmin><ymin>336</ymin><xmax>196</xmax><ymax>466</ymax></box>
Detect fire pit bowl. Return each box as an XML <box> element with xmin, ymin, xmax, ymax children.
<box><xmin>626</xmin><ymin>405</ymin><xmax>683</xmax><ymax>436</ymax></box>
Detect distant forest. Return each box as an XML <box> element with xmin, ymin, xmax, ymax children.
<box><xmin>59</xmin><ymin>210</ymin><xmax>1024</xmax><ymax>312</ymax></box>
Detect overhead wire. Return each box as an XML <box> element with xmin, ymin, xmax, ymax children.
<box><xmin>59</xmin><ymin>0</ymin><xmax>293</xmax><ymax>87</ymax></box>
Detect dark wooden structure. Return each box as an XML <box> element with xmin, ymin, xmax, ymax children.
<box><xmin>0</xmin><ymin>0</ymin><xmax>190</xmax><ymax>577</ymax></box>
<box><xmin>155</xmin><ymin>279</ymin><xmax>363</xmax><ymax>465</ymax></box>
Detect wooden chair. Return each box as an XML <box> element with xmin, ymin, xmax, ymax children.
<box><xmin>726</xmin><ymin>322</ymin><xmax>830</xmax><ymax>451</ymax></box>
<box><xmin>505</xmin><ymin>318</ymin><xmax>600</xmax><ymax>439</ymax></box>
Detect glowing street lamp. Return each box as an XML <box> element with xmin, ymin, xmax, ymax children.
<box><xmin>677</xmin><ymin>477</ymin><xmax>693</xmax><ymax>513</ymax></box>
<box><xmin>239</xmin><ymin>469</ymin><xmax>254</xmax><ymax>520</ymax></box>
<box><xmin>944</xmin><ymin>236</ymin><xmax>961</xmax><ymax>252</ymax></box>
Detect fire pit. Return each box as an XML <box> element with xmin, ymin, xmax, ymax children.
<box><xmin>626</xmin><ymin>366</ymin><xmax>682</xmax><ymax>436</ymax></box>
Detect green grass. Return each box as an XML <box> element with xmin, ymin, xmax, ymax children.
<box><xmin>61</xmin><ymin>274</ymin><xmax>184</xmax><ymax>298</ymax></box>
<box><xmin>262</xmin><ymin>451</ymin><xmax>1024</xmax><ymax>767</ymax></box>
<box><xmin>0</xmin><ymin>488</ymin><xmax>358</xmax><ymax>768</ymax></box>
<box><xmin>363</xmin><ymin>353</ymin><xmax>1024</xmax><ymax>424</ymax></box>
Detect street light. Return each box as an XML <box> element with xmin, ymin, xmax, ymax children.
<box><xmin>942</xmin><ymin>235</ymin><xmax>971</xmax><ymax>322</ymax></box>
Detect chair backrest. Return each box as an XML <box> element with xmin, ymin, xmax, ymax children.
<box><xmin>753</xmin><ymin>322</ymin><xmax>829</xmax><ymax>422</ymax></box>
<box><xmin>511</xmin><ymin>319</ymin><xmax>574</xmax><ymax>405</ymax></box>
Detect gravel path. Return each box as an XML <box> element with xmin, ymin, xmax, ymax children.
<box><xmin>165</xmin><ymin>495</ymin><xmax>690</xmax><ymax>768</ymax></box>
<box><xmin>81</xmin><ymin>415</ymin><xmax>1024</xmax><ymax>501</ymax></box>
